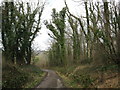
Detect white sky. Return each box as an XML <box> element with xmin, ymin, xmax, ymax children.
<box><xmin>34</xmin><ymin>0</ymin><xmax>119</xmax><ymax>51</ymax></box>
<box><xmin>0</xmin><ymin>0</ymin><xmax>83</xmax><ymax>50</ymax></box>
<box><xmin>34</xmin><ymin>0</ymin><xmax>85</xmax><ymax>51</ymax></box>
<box><xmin>0</xmin><ymin>0</ymin><xmax>119</xmax><ymax>50</ymax></box>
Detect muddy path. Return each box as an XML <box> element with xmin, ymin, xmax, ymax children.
<box><xmin>36</xmin><ymin>69</ymin><xmax>65</xmax><ymax>88</ymax></box>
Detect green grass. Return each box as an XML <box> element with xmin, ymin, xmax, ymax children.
<box><xmin>56</xmin><ymin>71</ymin><xmax>82</xmax><ymax>88</ymax></box>
<box><xmin>50</xmin><ymin>65</ymin><xmax>84</xmax><ymax>88</ymax></box>
<box><xmin>2</xmin><ymin>63</ymin><xmax>46</xmax><ymax>88</ymax></box>
<box><xmin>51</xmin><ymin>64</ymin><xmax>119</xmax><ymax>88</ymax></box>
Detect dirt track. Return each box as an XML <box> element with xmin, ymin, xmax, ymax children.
<box><xmin>36</xmin><ymin>69</ymin><xmax>64</xmax><ymax>88</ymax></box>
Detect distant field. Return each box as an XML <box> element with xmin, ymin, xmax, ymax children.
<box><xmin>35</xmin><ymin>51</ymin><xmax>49</xmax><ymax>67</ymax></box>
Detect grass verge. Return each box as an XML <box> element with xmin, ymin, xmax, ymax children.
<box><xmin>2</xmin><ymin>63</ymin><xmax>46</xmax><ymax>88</ymax></box>
<box><xmin>51</xmin><ymin>64</ymin><xmax>119</xmax><ymax>88</ymax></box>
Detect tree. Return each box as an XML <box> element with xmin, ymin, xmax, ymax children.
<box><xmin>64</xmin><ymin>0</ymin><xmax>120</xmax><ymax>65</ymax></box>
<box><xmin>45</xmin><ymin>8</ymin><xmax>66</xmax><ymax>66</ymax></box>
<box><xmin>67</xmin><ymin>14</ymin><xmax>81</xmax><ymax>63</ymax></box>
<box><xmin>2</xmin><ymin>1</ymin><xmax>44</xmax><ymax>64</ymax></box>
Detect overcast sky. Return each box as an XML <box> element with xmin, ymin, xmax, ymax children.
<box><xmin>0</xmin><ymin>0</ymin><xmax>83</xmax><ymax>50</ymax></box>
<box><xmin>0</xmin><ymin>0</ymin><xmax>119</xmax><ymax>50</ymax></box>
<box><xmin>32</xmin><ymin>0</ymin><xmax>119</xmax><ymax>51</ymax></box>
<box><xmin>34</xmin><ymin>0</ymin><xmax>85</xmax><ymax>51</ymax></box>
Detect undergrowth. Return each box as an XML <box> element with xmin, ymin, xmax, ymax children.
<box><xmin>52</xmin><ymin>64</ymin><xmax>119</xmax><ymax>88</ymax></box>
<box><xmin>2</xmin><ymin>63</ymin><xmax>45</xmax><ymax>88</ymax></box>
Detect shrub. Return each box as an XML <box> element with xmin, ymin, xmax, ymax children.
<box><xmin>80</xmin><ymin>58</ymin><xmax>93</xmax><ymax>65</ymax></box>
<box><xmin>70</xmin><ymin>74</ymin><xmax>95</xmax><ymax>88</ymax></box>
<box><xmin>2</xmin><ymin>64</ymin><xmax>29</xmax><ymax>88</ymax></box>
<box><xmin>32</xmin><ymin>57</ymin><xmax>39</xmax><ymax>65</ymax></box>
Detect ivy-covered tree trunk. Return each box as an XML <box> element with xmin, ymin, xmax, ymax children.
<box><xmin>45</xmin><ymin>8</ymin><xmax>66</xmax><ymax>66</ymax></box>
<box><xmin>67</xmin><ymin>15</ymin><xmax>81</xmax><ymax>63</ymax></box>
<box><xmin>117</xmin><ymin>4</ymin><xmax>120</xmax><ymax>65</ymax></box>
<box><xmin>26</xmin><ymin>42</ymin><xmax>32</xmax><ymax>65</ymax></box>
<box><xmin>85</xmin><ymin>2</ymin><xmax>91</xmax><ymax>59</ymax></box>
<box><xmin>2</xmin><ymin>1</ymin><xmax>44</xmax><ymax>65</ymax></box>
<box><xmin>2</xmin><ymin>2</ymin><xmax>15</xmax><ymax>63</ymax></box>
